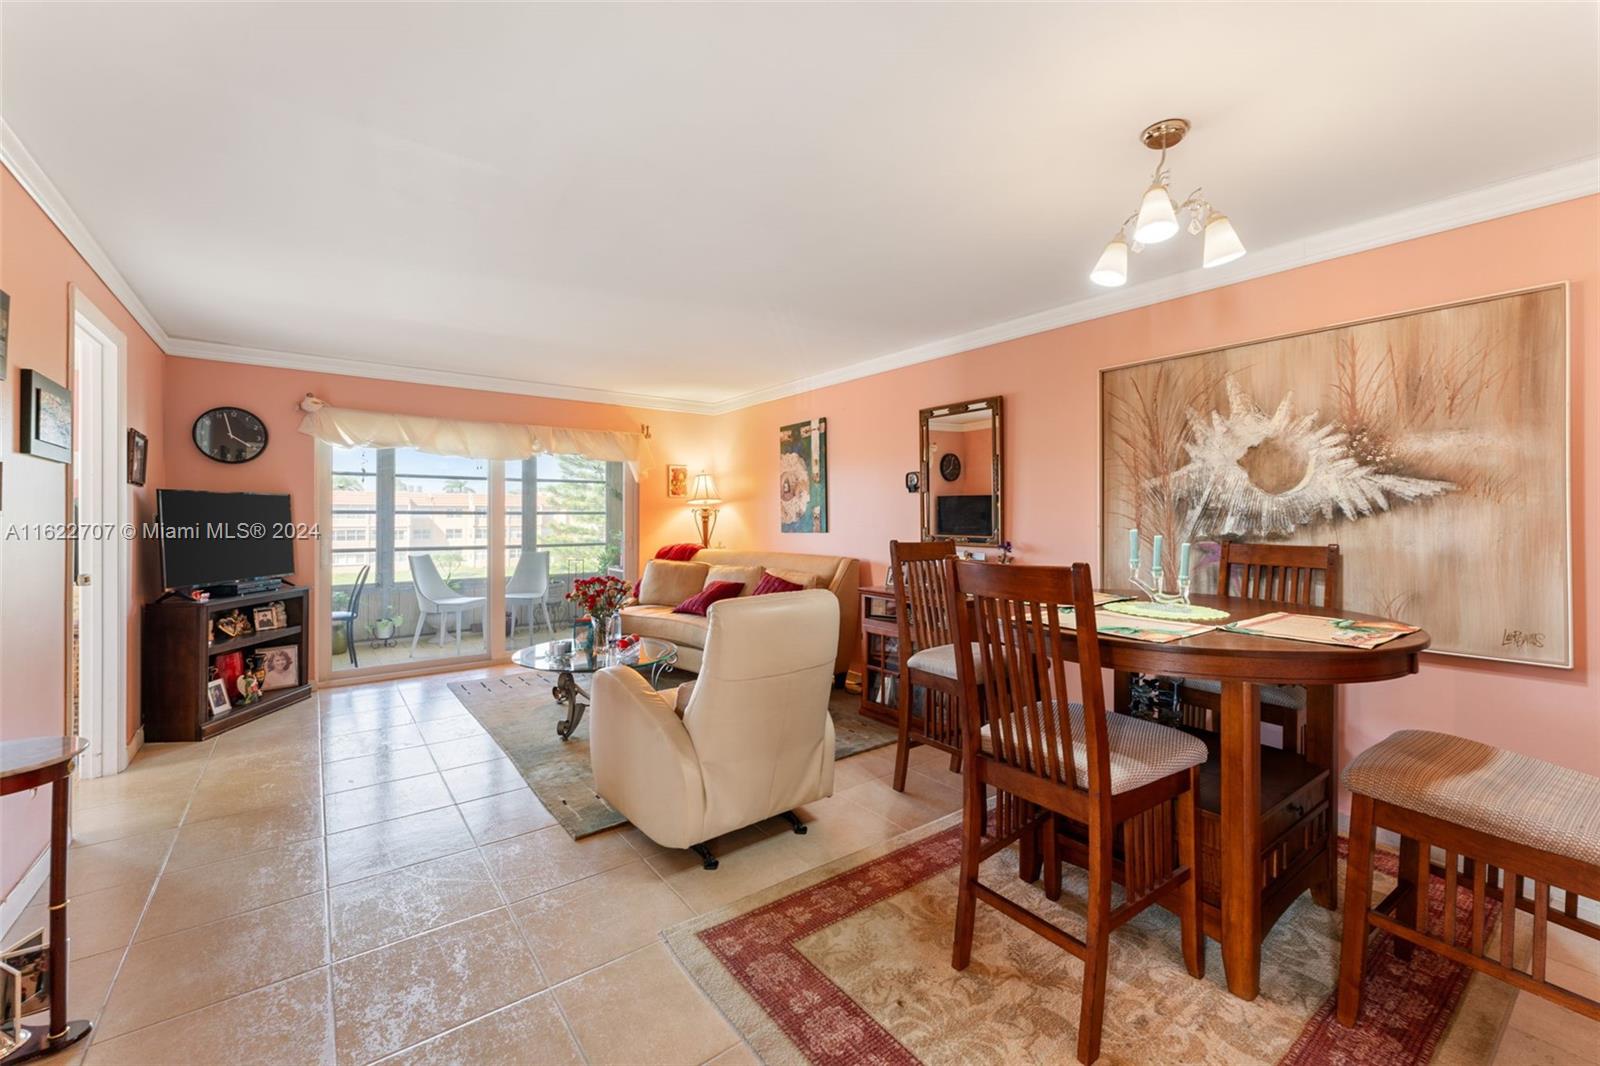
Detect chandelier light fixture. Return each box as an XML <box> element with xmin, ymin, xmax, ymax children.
<box><xmin>1090</xmin><ymin>118</ymin><xmax>1245</xmax><ymax>287</ymax></box>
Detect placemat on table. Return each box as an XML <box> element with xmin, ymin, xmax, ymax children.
<box><xmin>1104</xmin><ymin>599</ymin><xmax>1231</xmax><ymax>622</ymax></box>
<box><xmin>1060</xmin><ymin>607</ymin><xmax>1216</xmax><ymax>643</ymax></box>
<box><xmin>1223</xmin><ymin>611</ymin><xmax>1419</xmax><ymax>649</ymax></box>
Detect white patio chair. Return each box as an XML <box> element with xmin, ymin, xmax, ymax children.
<box><xmin>408</xmin><ymin>554</ymin><xmax>486</xmax><ymax>656</ymax></box>
<box><xmin>506</xmin><ymin>549</ymin><xmax>553</xmax><ymax>640</ymax></box>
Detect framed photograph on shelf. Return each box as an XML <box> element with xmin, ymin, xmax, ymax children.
<box><xmin>20</xmin><ymin>370</ymin><xmax>71</xmax><ymax>464</ymax></box>
<box><xmin>252</xmin><ymin>604</ymin><xmax>282</xmax><ymax>631</ymax></box>
<box><xmin>260</xmin><ymin>645</ymin><xmax>299</xmax><ymax>690</ymax></box>
<box><xmin>205</xmin><ymin>678</ymin><xmax>232</xmax><ymax>717</ymax></box>
<box><xmin>0</xmin><ymin>930</ymin><xmax>48</xmax><ymax>1016</ymax></box>
<box><xmin>667</xmin><ymin>464</ymin><xmax>688</xmax><ymax>498</ymax></box>
<box><xmin>127</xmin><ymin>429</ymin><xmax>148</xmax><ymax>486</ymax></box>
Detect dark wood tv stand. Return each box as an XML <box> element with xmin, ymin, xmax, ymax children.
<box><xmin>142</xmin><ymin>586</ymin><xmax>312</xmax><ymax>741</ymax></box>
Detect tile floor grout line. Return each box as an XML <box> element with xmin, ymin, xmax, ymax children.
<box><xmin>81</xmin><ymin>960</ymin><xmax>335</xmax><ymax>1053</ymax></box>
<box><xmin>73</xmin><ymin>734</ymin><xmax>224</xmax><ymax>1057</ymax></box>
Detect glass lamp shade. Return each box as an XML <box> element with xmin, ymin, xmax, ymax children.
<box><xmin>1132</xmin><ymin>183</ymin><xmax>1179</xmax><ymax>244</ymax></box>
<box><xmin>686</xmin><ymin>472</ymin><xmax>721</xmax><ymax>507</ymax></box>
<box><xmin>1089</xmin><ymin>236</ymin><xmax>1129</xmax><ymax>287</ymax></box>
<box><xmin>1202</xmin><ymin>213</ymin><xmax>1246</xmax><ymax>267</ymax></box>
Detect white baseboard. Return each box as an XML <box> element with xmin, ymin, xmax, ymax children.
<box><xmin>0</xmin><ymin>847</ymin><xmax>50</xmax><ymax>942</ymax></box>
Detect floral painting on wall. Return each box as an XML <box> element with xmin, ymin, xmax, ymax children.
<box><xmin>779</xmin><ymin>417</ymin><xmax>829</xmax><ymax>533</ymax></box>
<box><xmin>1101</xmin><ymin>284</ymin><xmax>1569</xmax><ymax>667</ymax></box>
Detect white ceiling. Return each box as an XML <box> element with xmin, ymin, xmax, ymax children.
<box><xmin>3</xmin><ymin>2</ymin><xmax>1597</xmax><ymax>411</ymax></box>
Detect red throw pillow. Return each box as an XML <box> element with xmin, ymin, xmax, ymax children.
<box><xmin>752</xmin><ymin>572</ymin><xmax>804</xmax><ymax>596</ymax></box>
<box><xmin>673</xmin><ymin>580</ymin><xmax>744</xmax><ymax>616</ymax></box>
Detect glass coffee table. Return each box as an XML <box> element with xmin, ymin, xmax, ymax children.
<box><xmin>511</xmin><ymin>637</ymin><xmax>679</xmax><ymax>740</ymax></box>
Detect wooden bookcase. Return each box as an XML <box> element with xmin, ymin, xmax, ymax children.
<box><xmin>857</xmin><ymin>585</ymin><xmax>901</xmax><ymax>729</ymax></box>
<box><xmin>142</xmin><ymin>587</ymin><xmax>313</xmax><ymax>741</ymax></box>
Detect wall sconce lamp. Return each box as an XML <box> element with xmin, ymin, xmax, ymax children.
<box><xmin>686</xmin><ymin>472</ymin><xmax>722</xmax><ymax>548</ymax></box>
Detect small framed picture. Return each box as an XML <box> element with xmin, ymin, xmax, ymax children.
<box><xmin>905</xmin><ymin>471</ymin><xmax>920</xmax><ymax>493</ymax></box>
<box><xmin>127</xmin><ymin>428</ymin><xmax>148</xmax><ymax>486</ymax></box>
<box><xmin>20</xmin><ymin>369</ymin><xmax>71</xmax><ymax>464</ymax></box>
<box><xmin>667</xmin><ymin>464</ymin><xmax>689</xmax><ymax>499</ymax></box>
<box><xmin>0</xmin><ymin>958</ymin><xmax>21</xmax><ymax>1060</ymax></box>
<box><xmin>1</xmin><ymin>930</ymin><xmax>47</xmax><ymax>1016</ymax></box>
<box><xmin>0</xmin><ymin>288</ymin><xmax>10</xmax><ymax>380</ymax></box>
<box><xmin>260</xmin><ymin>645</ymin><xmax>299</xmax><ymax>690</ymax></box>
<box><xmin>205</xmin><ymin>678</ymin><xmax>232</xmax><ymax>717</ymax></box>
<box><xmin>252</xmin><ymin>605</ymin><xmax>281</xmax><ymax>631</ymax></box>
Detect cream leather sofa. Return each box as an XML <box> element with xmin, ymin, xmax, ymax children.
<box><xmin>620</xmin><ymin>548</ymin><xmax>859</xmax><ymax>675</ymax></box>
<box><xmin>590</xmin><ymin>590</ymin><xmax>840</xmax><ymax>867</ymax></box>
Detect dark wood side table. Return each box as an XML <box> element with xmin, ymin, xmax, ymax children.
<box><xmin>1</xmin><ymin>737</ymin><xmax>91</xmax><ymax>1064</ymax></box>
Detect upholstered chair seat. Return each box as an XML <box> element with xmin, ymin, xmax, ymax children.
<box><xmin>979</xmin><ymin>701</ymin><xmax>1208</xmax><ymax>795</ymax></box>
<box><xmin>1344</xmin><ymin>730</ymin><xmax>1600</xmax><ymax>866</ymax></box>
<box><xmin>905</xmin><ymin>642</ymin><xmax>982</xmax><ymax>680</ymax></box>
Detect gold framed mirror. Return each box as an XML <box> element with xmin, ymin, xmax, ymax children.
<box><xmin>919</xmin><ymin>396</ymin><xmax>1002</xmax><ymax>546</ymax></box>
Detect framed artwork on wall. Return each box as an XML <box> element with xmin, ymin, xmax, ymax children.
<box><xmin>127</xmin><ymin>428</ymin><xmax>149</xmax><ymax>486</ymax></box>
<box><xmin>778</xmin><ymin>417</ymin><xmax>828</xmax><ymax>533</ymax></box>
<box><xmin>0</xmin><ymin>288</ymin><xmax>10</xmax><ymax>380</ymax></box>
<box><xmin>1100</xmin><ymin>283</ymin><xmax>1570</xmax><ymax>667</ymax></box>
<box><xmin>667</xmin><ymin>464</ymin><xmax>688</xmax><ymax>498</ymax></box>
<box><xmin>20</xmin><ymin>369</ymin><xmax>72</xmax><ymax>464</ymax></box>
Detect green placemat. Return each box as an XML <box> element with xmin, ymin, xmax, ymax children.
<box><xmin>1104</xmin><ymin>599</ymin><xmax>1230</xmax><ymax>623</ymax></box>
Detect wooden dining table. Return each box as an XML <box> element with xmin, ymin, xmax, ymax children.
<box><xmin>1051</xmin><ymin>591</ymin><xmax>1431</xmax><ymax>1000</ymax></box>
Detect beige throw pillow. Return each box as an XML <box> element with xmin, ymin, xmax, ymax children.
<box><xmin>765</xmin><ymin>567</ymin><xmax>822</xmax><ymax>590</ymax></box>
<box><xmin>703</xmin><ymin>564</ymin><xmax>766</xmax><ymax>597</ymax></box>
<box><xmin>638</xmin><ymin>560</ymin><xmax>711</xmax><ymax>606</ymax></box>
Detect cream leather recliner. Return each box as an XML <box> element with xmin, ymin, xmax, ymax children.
<box><xmin>589</xmin><ymin>589</ymin><xmax>840</xmax><ymax>868</ymax></box>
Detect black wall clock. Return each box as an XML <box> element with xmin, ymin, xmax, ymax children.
<box><xmin>193</xmin><ymin>407</ymin><xmax>268</xmax><ymax>464</ymax></box>
<box><xmin>939</xmin><ymin>452</ymin><xmax>962</xmax><ymax>482</ymax></box>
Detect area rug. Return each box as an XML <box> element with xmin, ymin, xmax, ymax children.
<box><xmin>448</xmin><ymin>671</ymin><xmax>898</xmax><ymax>839</ymax></box>
<box><xmin>663</xmin><ymin>814</ymin><xmax>1520</xmax><ymax>1065</ymax></box>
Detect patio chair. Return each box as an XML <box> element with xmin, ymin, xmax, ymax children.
<box><xmin>408</xmin><ymin>554</ymin><xmax>486</xmax><ymax>656</ymax></box>
<box><xmin>332</xmin><ymin>564</ymin><xmax>369</xmax><ymax>668</ymax></box>
<box><xmin>506</xmin><ymin>549</ymin><xmax>553</xmax><ymax>640</ymax></box>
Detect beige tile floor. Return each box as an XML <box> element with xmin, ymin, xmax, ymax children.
<box><xmin>7</xmin><ymin>662</ymin><xmax>1594</xmax><ymax>1065</ymax></box>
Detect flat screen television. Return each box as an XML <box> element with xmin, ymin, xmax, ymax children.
<box><xmin>936</xmin><ymin>494</ymin><xmax>994</xmax><ymax>539</ymax></box>
<box><xmin>157</xmin><ymin>489</ymin><xmax>296</xmax><ymax>590</ymax></box>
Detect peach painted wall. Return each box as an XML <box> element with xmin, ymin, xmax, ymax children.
<box><xmin>1</xmin><ymin>169</ymin><xmax>168</xmax><ymax>898</ymax></box>
<box><xmin>161</xmin><ymin>359</ymin><xmax>720</xmax><ymax>673</ymax></box>
<box><xmin>708</xmin><ymin>196</ymin><xmax>1600</xmax><ymax>782</ymax></box>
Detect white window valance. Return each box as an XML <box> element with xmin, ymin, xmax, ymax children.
<box><xmin>297</xmin><ymin>396</ymin><xmax>652</xmax><ymax>476</ymax></box>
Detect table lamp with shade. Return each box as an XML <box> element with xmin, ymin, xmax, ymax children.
<box><xmin>687</xmin><ymin>472</ymin><xmax>721</xmax><ymax>548</ymax></box>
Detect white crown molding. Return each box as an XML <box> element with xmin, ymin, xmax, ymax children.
<box><xmin>162</xmin><ymin>337</ymin><xmax>725</xmax><ymax>415</ymax></box>
<box><xmin>707</xmin><ymin>155</ymin><xmax>1600</xmax><ymax>414</ymax></box>
<box><xmin>6</xmin><ymin>112</ymin><xmax>1595</xmax><ymax>418</ymax></box>
<box><xmin>0</xmin><ymin>119</ymin><xmax>175</xmax><ymax>351</ymax></box>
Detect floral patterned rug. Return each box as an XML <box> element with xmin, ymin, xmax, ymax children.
<box><xmin>664</xmin><ymin>815</ymin><xmax>1520</xmax><ymax>1065</ymax></box>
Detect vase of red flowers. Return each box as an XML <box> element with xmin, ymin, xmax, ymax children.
<box><xmin>566</xmin><ymin>575</ymin><xmax>631</xmax><ymax>650</ymax></box>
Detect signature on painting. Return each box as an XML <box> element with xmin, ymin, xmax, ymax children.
<box><xmin>1501</xmin><ymin>629</ymin><xmax>1546</xmax><ymax>651</ymax></box>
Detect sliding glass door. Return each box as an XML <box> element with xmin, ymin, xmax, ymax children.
<box><xmin>321</xmin><ymin>445</ymin><xmax>631</xmax><ymax>679</ymax></box>
<box><xmin>505</xmin><ymin>456</ymin><xmax>625</xmax><ymax>652</ymax></box>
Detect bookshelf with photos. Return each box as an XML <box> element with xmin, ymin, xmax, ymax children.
<box><xmin>143</xmin><ymin>586</ymin><xmax>313</xmax><ymax>741</ymax></box>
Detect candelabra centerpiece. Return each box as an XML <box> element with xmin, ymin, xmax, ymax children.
<box><xmin>1127</xmin><ymin>528</ymin><xmax>1191</xmax><ymax>606</ymax></box>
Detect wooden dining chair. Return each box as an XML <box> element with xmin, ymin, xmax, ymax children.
<box><xmin>1176</xmin><ymin>542</ymin><xmax>1342</xmax><ymax>750</ymax></box>
<box><xmin>1338</xmin><ymin>730</ymin><xmax>1600</xmax><ymax>1027</ymax></box>
<box><xmin>948</xmin><ymin>560</ymin><xmax>1207</xmax><ymax>1065</ymax></box>
<box><xmin>888</xmin><ymin>539</ymin><xmax>966</xmax><ymax>792</ymax></box>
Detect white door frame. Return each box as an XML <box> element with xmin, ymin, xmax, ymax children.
<box><xmin>71</xmin><ymin>288</ymin><xmax>131</xmax><ymax>778</ymax></box>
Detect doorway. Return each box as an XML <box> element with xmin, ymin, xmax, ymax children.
<box><xmin>70</xmin><ymin>291</ymin><xmax>130</xmax><ymax>778</ymax></box>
